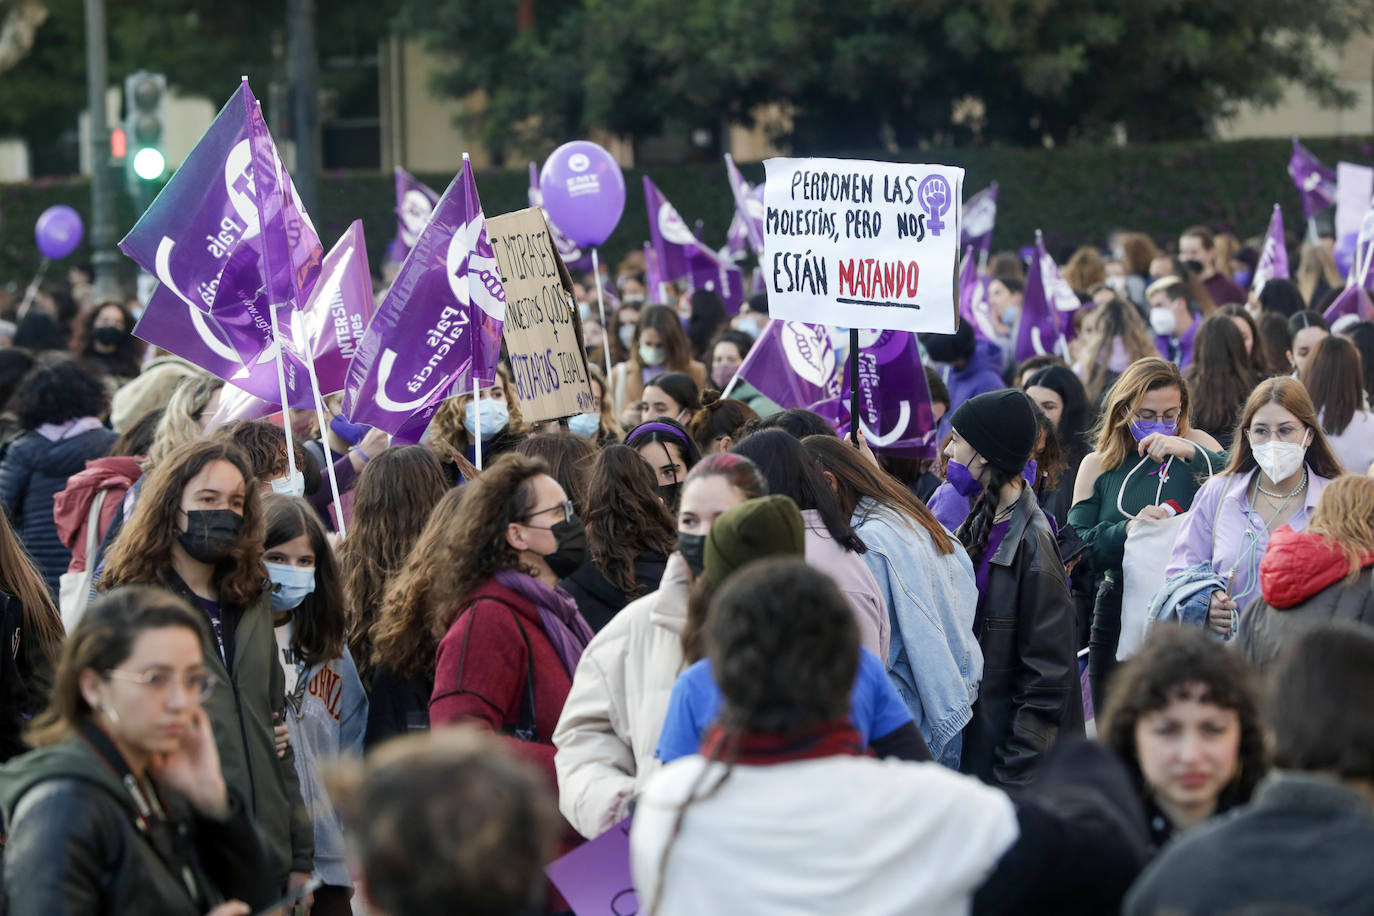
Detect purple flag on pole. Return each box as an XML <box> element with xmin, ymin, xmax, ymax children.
<box><xmin>1252</xmin><ymin>204</ymin><xmax>1290</xmax><ymax>297</ymax></box>
<box><xmin>644</xmin><ymin>176</ymin><xmax>744</xmax><ymax>313</ymax></box>
<box><xmin>958</xmin><ymin>246</ymin><xmax>996</xmax><ymax>341</ymax></box>
<box><xmin>723</xmin><ymin>210</ymin><xmax>750</xmax><ymax>262</ymax></box>
<box><xmin>1323</xmin><ymin>284</ymin><xmax>1374</xmax><ymax>324</ymax></box>
<box><xmin>343</xmin><ymin>157</ymin><xmax>506</xmax><ymax>435</ymax></box>
<box><xmin>119</xmin><ymin>80</ymin><xmax>322</xmax><ymax>366</ymax></box>
<box><xmin>1289</xmin><ymin>139</ymin><xmax>1337</xmax><ymax>220</ymax></box>
<box><xmin>1015</xmin><ymin>231</ymin><xmax>1069</xmax><ymax>362</ymax></box>
<box><xmin>292</xmin><ymin>220</ymin><xmax>375</xmax><ymax>393</ymax></box>
<box><xmin>387</xmin><ymin>167</ymin><xmax>440</xmax><ymax>266</ymax></box>
<box><xmin>529</xmin><ymin>162</ymin><xmax>593</xmax><ymax>274</ymax></box>
<box><xmin>837</xmin><ymin>330</ymin><xmax>937</xmax><ymax>459</ymax></box>
<box><xmin>644</xmin><ymin>241</ymin><xmax>668</xmax><ymax>304</ymax></box>
<box><xmin>960</xmin><ymin>182</ymin><xmax>998</xmax><ymax>256</ymax></box>
<box><xmin>733</xmin><ymin>319</ymin><xmax>842</xmax><ymax>419</ymax></box>
<box><xmin>724</xmin><ymin>154</ymin><xmax>765</xmax><ymax>255</ymax></box>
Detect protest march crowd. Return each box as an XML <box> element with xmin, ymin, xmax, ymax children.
<box><xmin>1</xmin><ymin>81</ymin><xmax>1374</xmax><ymax>914</ymax></box>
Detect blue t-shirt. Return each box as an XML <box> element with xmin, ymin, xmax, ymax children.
<box><xmin>654</xmin><ymin>647</ymin><xmax>913</xmax><ymax>763</ymax></box>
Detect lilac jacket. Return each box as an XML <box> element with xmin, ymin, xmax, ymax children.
<box><xmin>802</xmin><ymin>509</ymin><xmax>889</xmax><ymax>660</ymax></box>
<box><xmin>1155</xmin><ymin>320</ymin><xmax>1199</xmax><ymax>371</ymax></box>
<box><xmin>936</xmin><ymin>340</ymin><xmax>1006</xmax><ymax>439</ymax></box>
<box><xmin>1165</xmin><ymin>467</ymin><xmax>1330</xmax><ymax>610</ymax></box>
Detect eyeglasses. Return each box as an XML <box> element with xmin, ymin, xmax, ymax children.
<box><xmin>522</xmin><ymin>499</ymin><xmax>575</xmax><ymax>526</ymax></box>
<box><xmin>106</xmin><ymin>668</ymin><xmax>218</xmax><ymax>701</ymax></box>
<box><xmin>1247</xmin><ymin>424</ymin><xmax>1306</xmax><ymax>444</ymax></box>
<box><xmin>1133</xmin><ymin>409</ymin><xmax>1181</xmax><ymax>423</ymax></box>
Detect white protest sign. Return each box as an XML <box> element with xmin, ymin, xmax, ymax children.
<box><xmin>1336</xmin><ymin>161</ymin><xmax>1374</xmax><ymax>240</ymax></box>
<box><xmin>762</xmin><ymin>157</ymin><xmax>963</xmax><ymax>333</ymax></box>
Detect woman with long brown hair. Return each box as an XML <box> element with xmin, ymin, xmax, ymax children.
<box><xmin>1074</xmin><ymin>297</ymin><xmax>1158</xmax><ymax>403</ymax></box>
<box><xmin>561</xmin><ymin>445</ymin><xmax>677</xmax><ymax>633</ymax></box>
<box><xmin>1301</xmin><ymin>334</ymin><xmax>1374</xmax><ymax>475</ymax></box>
<box><xmin>377</xmin><ymin>454</ymin><xmax>592</xmax><ymax>789</ymax></box>
<box><xmin>0</xmin><ymin>508</ymin><xmax>64</xmax><ymax>761</ymax></box>
<box><xmin>99</xmin><ymin>439</ymin><xmax>313</xmax><ymax>897</ymax></box>
<box><xmin>610</xmin><ymin>305</ymin><xmax>707</xmax><ymax>428</ymax></box>
<box><xmin>1218</xmin><ymin>304</ymin><xmax>1273</xmax><ymax>377</ymax></box>
<box><xmin>1238</xmin><ymin>474</ymin><xmax>1374</xmax><ymax>670</ymax></box>
<box><xmin>802</xmin><ymin>435</ymin><xmax>979</xmax><ymax>767</ymax></box>
<box><xmin>1168</xmin><ymin>377</ymin><xmax>1343</xmax><ymax>632</ymax></box>
<box><xmin>1186</xmin><ymin>314</ymin><xmax>1263</xmax><ymax>450</ymax></box>
<box><xmin>1070</xmin><ymin>358</ymin><xmax>1225</xmax><ymax>709</ymax></box>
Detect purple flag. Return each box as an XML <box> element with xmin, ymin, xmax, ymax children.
<box><xmin>644</xmin><ymin>176</ymin><xmax>744</xmax><ymax>313</ymax></box>
<box><xmin>1015</xmin><ymin>231</ymin><xmax>1068</xmax><ymax>362</ymax></box>
<box><xmin>546</xmin><ymin>818</ymin><xmax>637</xmax><ymax>914</ymax></box>
<box><xmin>343</xmin><ymin>157</ymin><xmax>506</xmax><ymax>435</ymax></box>
<box><xmin>960</xmin><ymin>182</ymin><xmax>998</xmax><ymax>256</ymax></box>
<box><xmin>1323</xmin><ymin>284</ymin><xmax>1374</xmax><ymax>324</ymax></box>
<box><xmin>723</xmin><ymin>210</ymin><xmax>750</xmax><ymax>262</ymax></box>
<box><xmin>120</xmin><ymin>80</ymin><xmax>321</xmax><ymax>366</ymax></box>
<box><xmin>724</xmin><ymin>154</ymin><xmax>765</xmax><ymax>255</ymax></box>
<box><xmin>529</xmin><ymin>162</ymin><xmax>593</xmax><ymax>274</ymax></box>
<box><xmin>732</xmin><ymin>319</ymin><xmax>842</xmax><ymax>418</ymax></box>
<box><xmin>292</xmin><ymin>220</ymin><xmax>376</xmax><ymax>393</ymax></box>
<box><xmin>644</xmin><ymin>241</ymin><xmax>668</xmax><ymax>304</ymax></box>
<box><xmin>958</xmin><ymin>246</ymin><xmax>996</xmax><ymax>341</ymax></box>
<box><xmin>387</xmin><ymin>167</ymin><xmax>440</xmax><ymax>266</ymax></box>
<box><xmin>1252</xmin><ymin>204</ymin><xmax>1290</xmax><ymax>297</ymax></box>
<box><xmin>837</xmin><ymin>330</ymin><xmax>937</xmax><ymax>459</ymax></box>
<box><xmin>1289</xmin><ymin>139</ymin><xmax>1337</xmax><ymax>220</ymax></box>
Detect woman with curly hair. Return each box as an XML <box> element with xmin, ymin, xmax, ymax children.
<box><xmin>372</xmin><ymin>453</ymin><xmax>592</xmax><ymax>788</ymax></box>
<box><xmin>1099</xmin><ymin>625</ymin><xmax>1266</xmax><ymax>853</ymax></box>
<box><xmin>427</xmin><ymin>366</ymin><xmax>529</xmax><ymax>482</ymax></box>
<box><xmin>560</xmin><ymin>445</ymin><xmax>677</xmax><ymax>632</ymax></box>
<box><xmin>99</xmin><ymin>439</ymin><xmax>313</xmax><ymax>896</ymax></box>
<box><xmin>73</xmin><ymin>300</ymin><xmax>144</xmax><ymax>383</ymax></box>
<box><xmin>1073</xmin><ymin>297</ymin><xmax>1159</xmax><ymax>404</ymax></box>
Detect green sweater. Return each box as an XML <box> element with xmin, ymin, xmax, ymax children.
<box><xmin>1068</xmin><ymin>446</ymin><xmax>1227</xmax><ymax>576</ymax></box>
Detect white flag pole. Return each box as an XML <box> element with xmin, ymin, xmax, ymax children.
<box><xmin>591</xmin><ymin>247</ymin><xmax>613</xmax><ymax>378</ymax></box>
<box><xmin>472</xmin><ymin>376</ymin><xmax>483</xmax><ymax>471</ymax></box>
<box><xmin>267</xmin><ymin>305</ymin><xmax>298</xmax><ymax>483</ymax></box>
<box><xmin>290</xmin><ymin>311</ymin><xmax>348</xmax><ymax>537</ymax></box>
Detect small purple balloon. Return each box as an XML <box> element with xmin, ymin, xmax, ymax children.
<box><xmin>35</xmin><ymin>205</ymin><xmax>84</xmax><ymax>260</ymax></box>
<box><xmin>539</xmin><ymin>141</ymin><xmax>626</xmax><ymax>248</ymax></box>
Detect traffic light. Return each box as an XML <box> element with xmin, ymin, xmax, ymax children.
<box><xmin>124</xmin><ymin>71</ymin><xmax>166</xmax><ymax>186</ymax></box>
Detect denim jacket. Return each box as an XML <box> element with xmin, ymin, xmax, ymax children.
<box><xmin>852</xmin><ymin>498</ymin><xmax>982</xmax><ymax>767</ymax></box>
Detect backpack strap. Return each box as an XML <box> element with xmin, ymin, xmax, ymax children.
<box><xmin>430</xmin><ymin>597</ymin><xmax>539</xmax><ymax>742</ymax></box>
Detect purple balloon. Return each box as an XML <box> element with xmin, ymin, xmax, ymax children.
<box><xmin>539</xmin><ymin>141</ymin><xmax>625</xmax><ymax>248</ymax></box>
<box><xmin>35</xmin><ymin>205</ymin><xmax>84</xmax><ymax>260</ymax></box>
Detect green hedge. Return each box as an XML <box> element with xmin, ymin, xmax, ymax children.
<box><xmin>4</xmin><ymin>135</ymin><xmax>1372</xmax><ymax>293</ymax></box>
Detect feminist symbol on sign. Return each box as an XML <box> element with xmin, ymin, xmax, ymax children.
<box><xmin>917</xmin><ymin>175</ymin><xmax>951</xmax><ymax>237</ymax></box>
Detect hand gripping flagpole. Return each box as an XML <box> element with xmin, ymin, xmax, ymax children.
<box><xmin>590</xmin><ymin>247</ymin><xmax>613</xmax><ymax>378</ymax></box>
<box><xmin>290</xmin><ymin>310</ymin><xmax>348</xmax><ymax>538</ymax></box>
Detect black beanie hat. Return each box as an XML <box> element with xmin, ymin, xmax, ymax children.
<box><xmin>949</xmin><ymin>389</ymin><xmax>1037</xmax><ymax>475</ymax></box>
<box><xmin>919</xmin><ymin>321</ymin><xmax>974</xmax><ymax>364</ymax></box>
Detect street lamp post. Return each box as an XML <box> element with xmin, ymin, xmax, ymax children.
<box><xmin>84</xmin><ymin>0</ymin><xmax>120</xmax><ymax>302</ymax></box>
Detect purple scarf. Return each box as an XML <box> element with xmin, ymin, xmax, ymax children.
<box><xmin>493</xmin><ymin>568</ymin><xmax>594</xmax><ymax>678</ymax></box>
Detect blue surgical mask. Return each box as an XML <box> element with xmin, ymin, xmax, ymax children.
<box><xmin>266</xmin><ymin>562</ymin><xmax>315</xmax><ymax>612</ymax></box>
<box><xmin>1234</xmin><ymin>270</ymin><xmax>1252</xmax><ymax>289</ymax></box>
<box><xmin>465</xmin><ymin>399</ymin><xmax>510</xmax><ymax>440</ymax></box>
<box><xmin>736</xmin><ymin>317</ymin><xmax>761</xmax><ymax>338</ymax></box>
<box><xmin>568</xmin><ymin>412</ymin><xmax>601</xmax><ymax>439</ymax></box>
<box><xmin>618</xmin><ymin>325</ymin><xmax>635</xmax><ymax>349</ymax></box>
<box><xmin>1002</xmin><ymin>305</ymin><xmax>1021</xmax><ymax>326</ymax></box>
<box><xmin>578</xmin><ymin>302</ymin><xmax>592</xmax><ymax>322</ymax></box>
<box><xmin>639</xmin><ymin>344</ymin><xmax>667</xmax><ymax>366</ymax></box>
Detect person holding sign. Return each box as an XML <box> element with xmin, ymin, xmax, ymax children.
<box><xmin>945</xmin><ymin>390</ymin><xmax>1083</xmax><ymax>788</ymax></box>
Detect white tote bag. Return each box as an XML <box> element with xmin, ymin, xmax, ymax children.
<box><xmin>58</xmin><ymin>489</ymin><xmax>106</xmax><ymax>633</ymax></box>
<box><xmin>1116</xmin><ymin>449</ymin><xmax>1215</xmax><ymax>661</ymax></box>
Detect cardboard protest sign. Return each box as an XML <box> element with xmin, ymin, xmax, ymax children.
<box><xmin>762</xmin><ymin>157</ymin><xmax>963</xmax><ymax>334</ymax></box>
<box><xmin>545</xmin><ymin>817</ymin><xmax>638</xmax><ymax>916</ymax></box>
<box><xmin>486</xmin><ymin>208</ymin><xmax>595</xmax><ymax>422</ymax></box>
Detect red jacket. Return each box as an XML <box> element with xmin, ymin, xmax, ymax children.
<box><xmin>1260</xmin><ymin>524</ymin><xmax>1374</xmax><ymax>609</ymax></box>
<box><xmin>430</xmin><ymin>577</ymin><xmax>576</xmax><ymax>788</ymax></box>
<box><xmin>52</xmin><ymin>456</ymin><xmax>143</xmax><ymax>573</ymax></box>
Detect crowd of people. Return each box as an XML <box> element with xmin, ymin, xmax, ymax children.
<box><xmin>0</xmin><ymin>223</ymin><xmax>1370</xmax><ymax>915</ymax></box>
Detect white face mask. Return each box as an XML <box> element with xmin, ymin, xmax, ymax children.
<box><xmin>269</xmin><ymin>471</ymin><xmax>305</xmax><ymax>499</ymax></box>
<box><xmin>1252</xmin><ymin>435</ymin><xmax>1309</xmax><ymax>484</ymax></box>
<box><xmin>1149</xmin><ymin>306</ymin><xmax>1177</xmax><ymax>337</ymax></box>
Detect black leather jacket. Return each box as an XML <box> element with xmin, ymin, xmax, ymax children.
<box><xmin>0</xmin><ymin>728</ymin><xmax>276</xmax><ymax>915</ymax></box>
<box><xmin>961</xmin><ymin>486</ymin><xmax>1085</xmax><ymax>788</ymax></box>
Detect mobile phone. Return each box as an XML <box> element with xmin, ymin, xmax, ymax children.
<box><xmin>250</xmin><ymin>876</ymin><xmax>323</xmax><ymax>916</ymax></box>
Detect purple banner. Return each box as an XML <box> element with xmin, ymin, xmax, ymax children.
<box><xmin>1015</xmin><ymin>231</ymin><xmax>1068</xmax><ymax>362</ymax></box>
<box><xmin>733</xmin><ymin>318</ymin><xmax>842</xmax><ymax>418</ymax></box>
<box><xmin>644</xmin><ymin>241</ymin><xmax>668</xmax><ymax>304</ymax></box>
<box><xmin>1252</xmin><ymin>204</ymin><xmax>1290</xmax><ymax>297</ymax></box>
<box><xmin>960</xmin><ymin>181</ymin><xmax>998</xmax><ymax>256</ymax></box>
<box><xmin>386</xmin><ymin>167</ymin><xmax>440</xmax><ymax>266</ymax></box>
<box><xmin>837</xmin><ymin>329</ymin><xmax>937</xmax><ymax>459</ymax></box>
<box><xmin>958</xmin><ymin>246</ymin><xmax>996</xmax><ymax>341</ymax></box>
<box><xmin>529</xmin><ymin>161</ymin><xmax>593</xmax><ymax>274</ymax></box>
<box><xmin>1289</xmin><ymin>139</ymin><xmax>1337</xmax><ymax>221</ymax></box>
<box><xmin>724</xmin><ymin>153</ymin><xmax>765</xmax><ymax>255</ymax></box>
<box><xmin>343</xmin><ymin>157</ymin><xmax>505</xmax><ymax>435</ymax></box>
<box><xmin>644</xmin><ymin>176</ymin><xmax>744</xmax><ymax>313</ymax></box>
<box><xmin>1323</xmin><ymin>284</ymin><xmax>1374</xmax><ymax>324</ymax></box>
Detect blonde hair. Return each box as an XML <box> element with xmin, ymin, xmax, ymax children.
<box><xmin>1296</xmin><ymin>243</ymin><xmax>1342</xmax><ymax>307</ymax></box>
<box><xmin>1079</xmin><ymin>299</ymin><xmax>1159</xmax><ymax>402</ymax></box>
<box><xmin>427</xmin><ymin>366</ymin><xmax>529</xmax><ymax>460</ymax></box>
<box><xmin>1307</xmin><ymin>475</ymin><xmax>1374</xmax><ymax>584</ymax></box>
<box><xmin>145</xmin><ymin>374</ymin><xmax>223</xmax><ymax>469</ymax></box>
<box><xmin>1091</xmin><ymin>357</ymin><xmax>1192</xmax><ymax>470</ymax></box>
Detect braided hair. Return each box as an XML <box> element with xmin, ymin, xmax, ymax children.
<box><xmin>954</xmin><ymin>464</ymin><xmax>1021</xmax><ymax>567</ymax></box>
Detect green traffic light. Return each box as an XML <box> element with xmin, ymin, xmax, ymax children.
<box><xmin>132</xmin><ymin>147</ymin><xmax>165</xmax><ymax>180</ymax></box>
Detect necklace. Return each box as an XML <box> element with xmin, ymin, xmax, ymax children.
<box><xmin>1255</xmin><ymin>467</ymin><xmax>1307</xmax><ymax>500</ymax></box>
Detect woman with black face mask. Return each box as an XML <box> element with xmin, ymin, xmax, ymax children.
<box><xmin>76</xmin><ymin>300</ymin><xmax>145</xmax><ymax>383</ymax></box>
<box><xmin>553</xmin><ymin>453</ymin><xmax>767</xmax><ymax>840</ymax></box>
<box><xmin>626</xmin><ymin>418</ymin><xmax>701</xmax><ymax>515</ymax></box>
<box><xmin>100</xmin><ymin>440</ymin><xmax>315</xmax><ymax>901</ymax></box>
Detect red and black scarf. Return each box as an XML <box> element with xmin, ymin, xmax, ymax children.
<box><xmin>700</xmin><ymin>719</ymin><xmax>869</xmax><ymax>765</ymax></box>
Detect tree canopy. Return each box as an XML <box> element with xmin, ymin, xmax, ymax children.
<box><xmin>406</xmin><ymin>0</ymin><xmax>1374</xmax><ymax>158</ymax></box>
